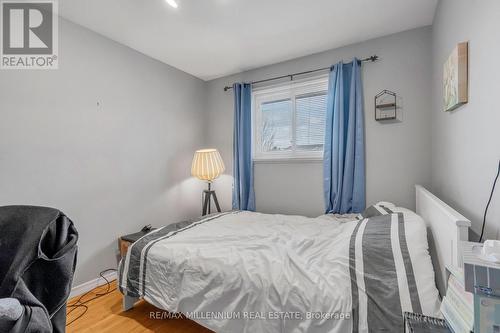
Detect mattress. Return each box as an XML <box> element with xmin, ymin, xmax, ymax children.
<box><xmin>119</xmin><ymin>203</ymin><xmax>440</xmax><ymax>333</ymax></box>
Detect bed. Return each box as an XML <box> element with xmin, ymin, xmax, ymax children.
<box><xmin>118</xmin><ymin>185</ymin><xmax>470</xmax><ymax>333</ymax></box>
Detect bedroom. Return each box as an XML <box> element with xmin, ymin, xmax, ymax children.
<box><xmin>0</xmin><ymin>0</ymin><xmax>499</xmax><ymax>332</ymax></box>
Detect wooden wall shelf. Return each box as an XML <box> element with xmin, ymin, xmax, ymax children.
<box><xmin>375</xmin><ymin>90</ymin><xmax>397</xmax><ymax>121</ymax></box>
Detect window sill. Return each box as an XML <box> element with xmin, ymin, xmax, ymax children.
<box><xmin>253</xmin><ymin>157</ymin><xmax>323</xmax><ymax>164</ymax></box>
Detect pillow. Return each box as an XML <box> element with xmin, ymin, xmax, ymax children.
<box><xmin>358</xmin><ymin>202</ymin><xmax>396</xmax><ymax>219</ymax></box>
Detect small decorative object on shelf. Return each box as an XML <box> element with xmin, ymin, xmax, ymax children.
<box><xmin>375</xmin><ymin>89</ymin><xmax>397</xmax><ymax>121</ymax></box>
<box><xmin>404</xmin><ymin>312</ymin><xmax>451</xmax><ymax>333</ymax></box>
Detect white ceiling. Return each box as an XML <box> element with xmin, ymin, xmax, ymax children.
<box><xmin>59</xmin><ymin>0</ymin><xmax>438</xmax><ymax>81</ymax></box>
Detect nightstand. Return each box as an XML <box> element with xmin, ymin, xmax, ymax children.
<box><xmin>118</xmin><ymin>229</ymin><xmax>154</xmax><ymax>258</ymax></box>
<box><xmin>404</xmin><ymin>312</ymin><xmax>451</xmax><ymax>333</ymax></box>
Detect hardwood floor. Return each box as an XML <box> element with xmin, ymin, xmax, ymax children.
<box><xmin>66</xmin><ymin>281</ymin><xmax>213</xmax><ymax>333</ymax></box>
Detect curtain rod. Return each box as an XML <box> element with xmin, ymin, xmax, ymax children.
<box><xmin>223</xmin><ymin>55</ymin><xmax>378</xmax><ymax>92</ymax></box>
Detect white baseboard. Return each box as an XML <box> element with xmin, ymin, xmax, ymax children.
<box><xmin>70</xmin><ymin>271</ymin><xmax>117</xmax><ymax>298</ymax></box>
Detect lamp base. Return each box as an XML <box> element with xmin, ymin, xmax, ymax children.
<box><xmin>202</xmin><ymin>182</ymin><xmax>221</xmax><ymax>216</ymax></box>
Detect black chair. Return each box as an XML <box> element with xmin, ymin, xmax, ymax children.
<box><xmin>0</xmin><ymin>206</ymin><xmax>78</xmax><ymax>333</ymax></box>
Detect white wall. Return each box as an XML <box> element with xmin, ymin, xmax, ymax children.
<box><xmin>431</xmin><ymin>0</ymin><xmax>500</xmax><ymax>239</ymax></box>
<box><xmin>0</xmin><ymin>18</ymin><xmax>207</xmax><ymax>285</ymax></box>
<box><xmin>206</xmin><ymin>27</ymin><xmax>433</xmax><ymax>216</ymax></box>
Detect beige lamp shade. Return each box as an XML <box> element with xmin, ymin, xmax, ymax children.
<box><xmin>191</xmin><ymin>149</ymin><xmax>225</xmax><ymax>181</ymax></box>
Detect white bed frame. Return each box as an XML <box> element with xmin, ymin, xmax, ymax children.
<box><xmin>122</xmin><ymin>185</ymin><xmax>471</xmax><ymax>311</ymax></box>
<box><xmin>415</xmin><ymin>185</ymin><xmax>471</xmax><ymax>296</ymax></box>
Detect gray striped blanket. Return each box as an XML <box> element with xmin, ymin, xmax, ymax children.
<box><xmin>119</xmin><ymin>204</ymin><xmax>440</xmax><ymax>333</ymax></box>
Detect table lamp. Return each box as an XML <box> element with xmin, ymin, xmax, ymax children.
<box><xmin>191</xmin><ymin>149</ymin><xmax>225</xmax><ymax>215</ymax></box>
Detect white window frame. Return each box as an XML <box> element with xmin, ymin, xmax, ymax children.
<box><xmin>252</xmin><ymin>75</ymin><xmax>329</xmax><ymax>162</ymax></box>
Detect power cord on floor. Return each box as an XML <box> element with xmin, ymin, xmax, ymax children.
<box><xmin>66</xmin><ymin>268</ymin><xmax>117</xmax><ymax>326</ymax></box>
<box><xmin>479</xmin><ymin>159</ymin><xmax>500</xmax><ymax>243</ymax></box>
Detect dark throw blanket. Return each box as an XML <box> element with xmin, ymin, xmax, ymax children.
<box><xmin>0</xmin><ymin>206</ymin><xmax>78</xmax><ymax>333</ymax></box>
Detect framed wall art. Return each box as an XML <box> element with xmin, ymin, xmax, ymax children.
<box><xmin>443</xmin><ymin>41</ymin><xmax>469</xmax><ymax>111</ymax></box>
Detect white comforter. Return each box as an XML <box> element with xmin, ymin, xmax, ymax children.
<box><xmin>120</xmin><ymin>205</ymin><xmax>440</xmax><ymax>333</ymax></box>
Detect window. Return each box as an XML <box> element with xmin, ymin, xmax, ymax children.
<box><xmin>253</xmin><ymin>76</ymin><xmax>328</xmax><ymax>160</ymax></box>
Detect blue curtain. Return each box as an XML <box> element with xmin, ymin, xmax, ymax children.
<box><xmin>323</xmin><ymin>59</ymin><xmax>366</xmax><ymax>214</ymax></box>
<box><xmin>232</xmin><ymin>83</ymin><xmax>256</xmax><ymax>211</ymax></box>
